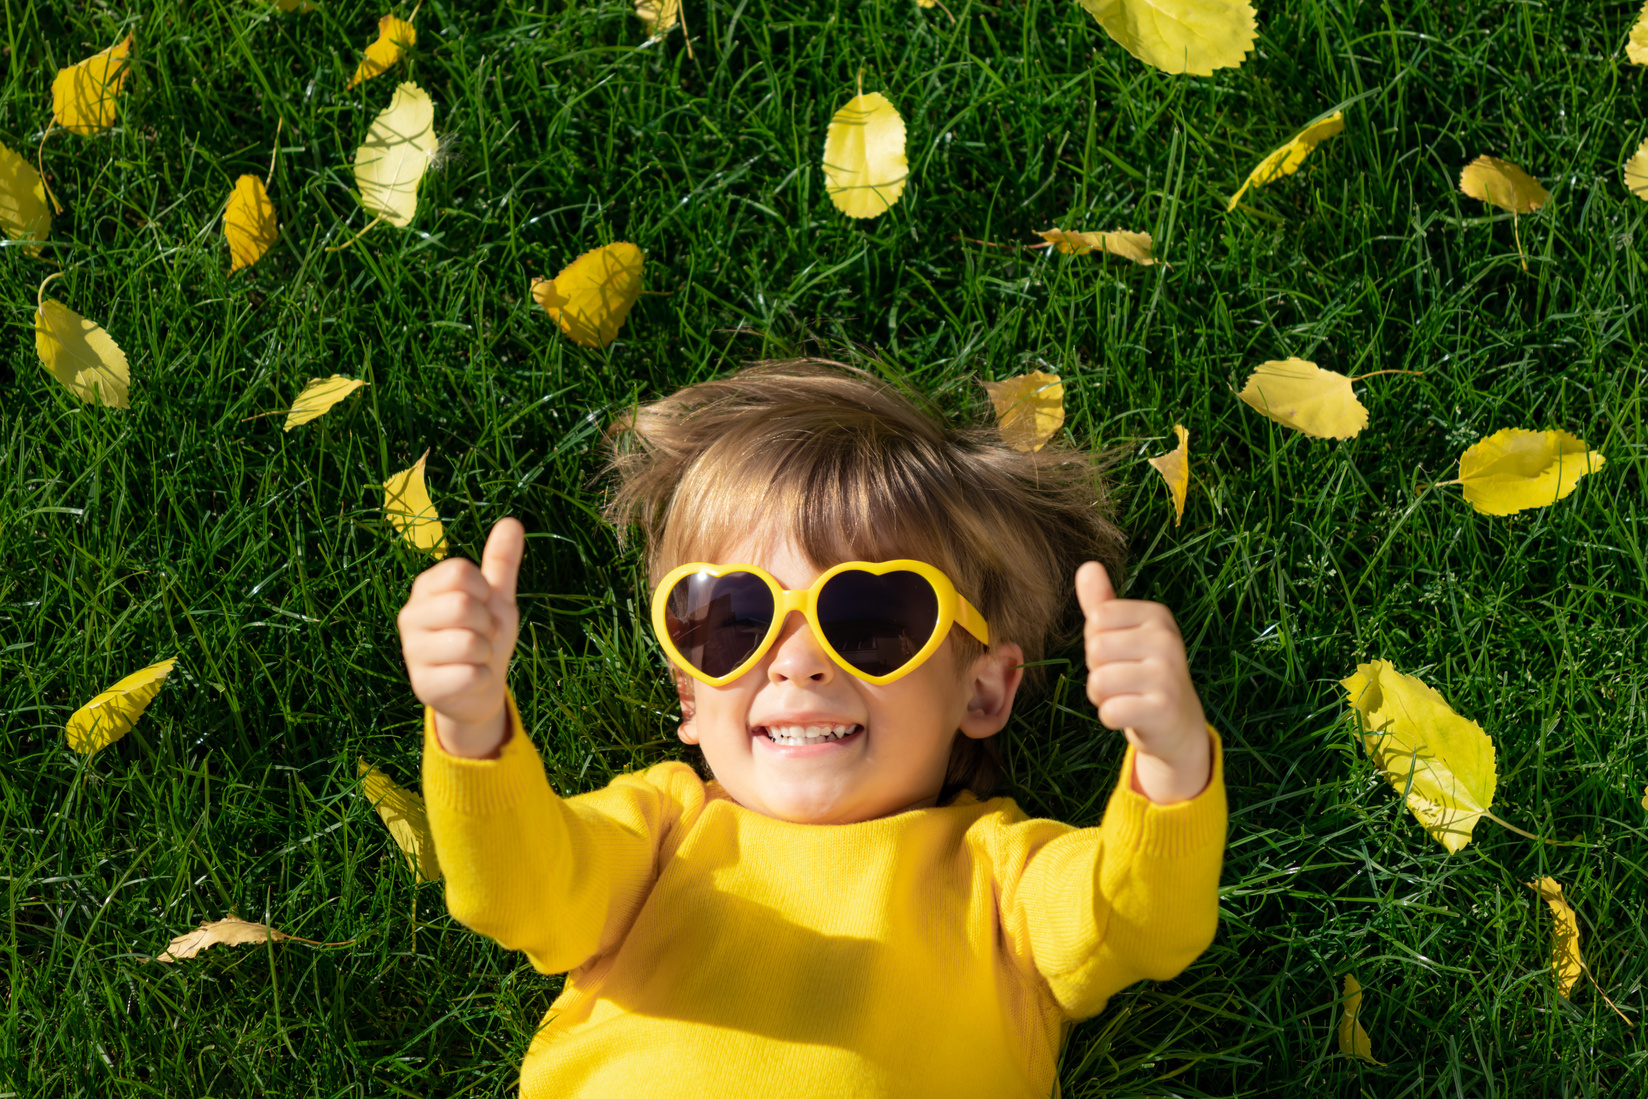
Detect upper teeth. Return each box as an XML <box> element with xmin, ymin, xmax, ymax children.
<box><xmin>766</xmin><ymin>723</ymin><xmax>856</xmax><ymax>743</ymax></box>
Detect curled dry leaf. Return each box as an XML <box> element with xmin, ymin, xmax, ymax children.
<box><xmin>285</xmin><ymin>376</ymin><xmax>367</xmax><ymax>431</ymax></box>
<box><xmin>1451</xmin><ymin>428</ymin><xmax>1604</xmax><ymax>516</ymax></box>
<box><xmin>35</xmin><ymin>276</ymin><xmax>131</xmax><ymax>409</ymax></box>
<box><xmin>1623</xmin><ymin>140</ymin><xmax>1648</xmax><ymax>203</ymax></box>
<box><xmin>1459</xmin><ymin>155</ymin><xmax>1548</xmax><ymax>215</ymax></box>
<box><xmin>358</xmin><ymin>759</ymin><xmax>443</xmax><ymax>882</ymax></box>
<box><xmin>225</xmin><ymin>175</ymin><xmax>277</xmax><ymax>272</ymax></box>
<box><xmin>1341</xmin><ymin>660</ymin><xmax>1496</xmax><ymax>853</ymax></box>
<box><xmin>0</xmin><ymin>142</ymin><xmax>51</xmax><ymax>257</ymax></box>
<box><xmin>1237</xmin><ymin>358</ymin><xmax>1366</xmax><ymax>440</ymax></box>
<box><xmin>355</xmin><ymin>81</ymin><xmax>437</xmax><ymax>228</ymax></box>
<box><xmin>1227</xmin><ymin>111</ymin><xmax>1345</xmax><ymax>211</ymax></box>
<box><xmin>982</xmin><ymin>371</ymin><xmax>1063</xmax><ymax>453</ymax></box>
<box><xmin>1526</xmin><ymin>877</ymin><xmax>1584</xmax><ymax>998</ymax></box>
<box><xmin>1147</xmin><ymin>424</ymin><xmax>1190</xmax><ymax>526</ymax></box>
<box><xmin>822</xmin><ymin>92</ymin><xmax>908</xmax><ymax>219</ymax></box>
<box><xmin>152</xmin><ymin>915</ymin><xmax>290</xmax><ymax>962</ymax></box>
<box><xmin>1628</xmin><ymin>1</ymin><xmax>1648</xmax><ymax>65</ymax></box>
<box><xmin>531</xmin><ymin>242</ymin><xmax>645</xmax><ymax>349</ymax></box>
<box><xmin>1035</xmin><ymin>228</ymin><xmax>1156</xmax><ymax>264</ymax></box>
<box><xmin>65</xmin><ymin>657</ymin><xmax>176</xmax><ymax>756</ymax></box>
<box><xmin>1337</xmin><ymin>975</ymin><xmax>1384</xmax><ymax>1065</ymax></box>
<box><xmin>384</xmin><ymin>449</ymin><xmax>447</xmax><ymax>559</ymax></box>
<box><xmin>348</xmin><ymin>14</ymin><xmax>417</xmax><ymax>89</ymax></box>
<box><xmin>1077</xmin><ymin>0</ymin><xmax>1255</xmax><ymax>74</ymax></box>
<box><xmin>52</xmin><ymin>34</ymin><xmax>134</xmax><ymax>135</ymax></box>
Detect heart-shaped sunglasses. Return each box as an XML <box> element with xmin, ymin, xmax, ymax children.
<box><xmin>651</xmin><ymin>560</ymin><xmax>991</xmax><ymax>686</ymax></box>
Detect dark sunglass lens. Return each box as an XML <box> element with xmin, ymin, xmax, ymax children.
<box><xmin>816</xmin><ymin>570</ymin><xmax>939</xmax><ymax>677</ymax></box>
<box><xmin>664</xmin><ymin>571</ymin><xmax>774</xmax><ymax>678</ymax></box>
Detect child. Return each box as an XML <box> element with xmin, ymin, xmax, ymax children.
<box><xmin>398</xmin><ymin>360</ymin><xmax>1225</xmax><ymax>1098</ymax></box>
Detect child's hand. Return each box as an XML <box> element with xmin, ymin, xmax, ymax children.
<box><xmin>398</xmin><ymin>518</ymin><xmax>525</xmax><ymax>758</ymax></box>
<box><xmin>1075</xmin><ymin>562</ymin><xmax>1211</xmax><ymax>804</ymax></box>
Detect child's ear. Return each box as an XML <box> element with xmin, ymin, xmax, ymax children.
<box><xmin>672</xmin><ymin>666</ymin><xmax>700</xmax><ymax>745</ymax></box>
<box><xmin>958</xmin><ymin>642</ymin><xmax>1024</xmax><ymax>741</ymax></box>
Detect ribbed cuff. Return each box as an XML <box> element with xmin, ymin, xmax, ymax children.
<box><xmin>421</xmin><ymin>693</ymin><xmax>551</xmax><ymax>817</ymax></box>
<box><xmin>1103</xmin><ymin>725</ymin><xmax>1227</xmax><ymax>859</ymax></box>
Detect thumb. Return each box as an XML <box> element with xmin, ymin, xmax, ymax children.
<box><xmin>480</xmin><ymin>517</ymin><xmax>526</xmax><ymax>606</ymax></box>
<box><xmin>1075</xmin><ymin>561</ymin><xmax>1116</xmax><ymax>618</ymax></box>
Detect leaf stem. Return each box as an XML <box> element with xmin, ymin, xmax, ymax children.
<box><xmin>36</xmin><ymin>271</ymin><xmax>65</xmax><ymax>311</ymax></box>
<box><xmin>326</xmin><ymin>214</ymin><xmax>385</xmax><ymax>253</ymax></box>
<box><xmin>1348</xmin><ymin>369</ymin><xmax>1425</xmax><ymax>381</ymax></box>
<box><xmin>677</xmin><ymin>0</ymin><xmax>695</xmax><ymax>60</ymax></box>
<box><xmin>36</xmin><ymin>123</ymin><xmax>62</xmax><ymax>214</ymax></box>
<box><xmin>1482</xmin><ymin>810</ymin><xmax>1588</xmax><ymax>847</ymax></box>
<box><xmin>264</xmin><ymin>116</ymin><xmax>284</xmax><ymax>190</ymax></box>
<box><xmin>1513</xmin><ymin>213</ymin><xmax>1527</xmax><ymax>273</ymax></box>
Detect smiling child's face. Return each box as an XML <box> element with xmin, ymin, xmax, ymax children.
<box><xmin>670</xmin><ymin>533</ymin><xmax>1024</xmax><ymax>825</ymax></box>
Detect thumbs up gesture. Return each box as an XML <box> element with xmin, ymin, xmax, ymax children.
<box><xmin>398</xmin><ymin>518</ymin><xmax>525</xmax><ymax>758</ymax></box>
<box><xmin>1075</xmin><ymin>561</ymin><xmax>1211</xmax><ymax>804</ymax></box>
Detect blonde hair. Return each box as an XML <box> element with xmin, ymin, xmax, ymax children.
<box><xmin>603</xmin><ymin>359</ymin><xmax>1126</xmax><ymax>801</ymax></box>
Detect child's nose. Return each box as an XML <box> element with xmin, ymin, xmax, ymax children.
<box><xmin>766</xmin><ymin>611</ymin><xmax>835</xmax><ymax>684</ymax></box>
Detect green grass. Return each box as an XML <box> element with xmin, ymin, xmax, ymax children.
<box><xmin>4</xmin><ymin>0</ymin><xmax>1647</xmax><ymax>1093</ymax></box>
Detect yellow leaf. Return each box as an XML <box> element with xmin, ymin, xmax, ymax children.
<box><xmin>1526</xmin><ymin>877</ymin><xmax>1584</xmax><ymax>998</ymax></box>
<box><xmin>1237</xmin><ymin>358</ymin><xmax>1366</xmax><ymax>440</ymax></box>
<box><xmin>0</xmin><ymin>142</ymin><xmax>51</xmax><ymax>257</ymax></box>
<box><xmin>1341</xmin><ymin>660</ymin><xmax>1497</xmax><ymax>853</ymax></box>
<box><xmin>982</xmin><ymin>371</ymin><xmax>1064</xmax><ymax>453</ymax></box>
<box><xmin>384</xmin><ymin>449</ymin><xmax>447</xmax><ymax>558</ymax></box>
<box><xmin>1459</xmin><ymin>155</ymin><xmax>1548</xmax><ymax>215</ymax></box>
<box><xmin>1227</xmin><ymin>111</ymin><xmax>1345</xmax><ymax>211</ymax></box>
<box><xmin>635</xmin><ymin>0</ymin><xmax>680</xmax><ymax>35</ymax></box>
<box><xmin>1640</xmin><ymin>785</ymin><xmax>1647</xmax><ymax>812</ymax></box>
<box><xmin>354</xmin><ymin>80</ymin><xmax>437</xmax><ymax>228</ymax></box>
<box><xmin>65</xmin><ymin>657</ymin><xmax>176</xmax><ymax>756</ymax></box>
<box><xmin>531</xmin><ymin>242</ymin><xmax>645</xmax><ymax>349</ymax></box>
<box><xmin>1337</xmin><ymin>974</ymin><xmax>1384</xmax><ymax>1064</ymax></box>
<box><xmin>152</xmin><ymin>915</ymin><xmax>290</xmax><ymax>962</ymax></box>
<box><xmin>1076</xmin><ymin>0</ymin><xmax>1255</xmax><ymax>75</ymax></box>
<box><xmin>822</xmin><ymin>92</ymin><xmax>908</xmax><ymax>219</ymax></box>
<box><xmin>224</xmin><ymin>174</ymin><xmax>277</xmax><ymax>272</ymax></box>
<box><xmin>1035</xmin><ymin>227</ymin><xmax>1156</xmax><ymax>264</ymax></box>
<box><xmin>358</xmin><ymin>759</ymin><xmax>443</xmax><ymax>882</ymax></box>
<box><xmin>35</xmin><ymin>280</ymin><xmax>131</xmax><ymax>409</ymax></box>
<box><xmin>1628</xmin><ymin>1</ymin><xmax>1648</xmax><ymax>65</ymax></box>
<box><xmin>1147</xmin><ymin>424</ymin><xmax>1189</xmax><ymax>526</ymax></box>
<box><xmin>347</xmin><ymin>14</ymin><xmax>416</xmax><ymax>89</ymax></box>
<box><xmin>285</xmin><ymin>375</ymin><xmax>367</xmax><ymax>431</ymax></box>
<box><xmin>51</xmin><ymin>34</ymin><xmax>134</xmax><ymax>135</ymax></box>
<box><xmin>1454</xmin><ymin>428</ymin><xmax>1604</xmax><ymax>517</ymax></box>
<box><xmin>1622</xmin><ymin>139</ymin><xmax>1648</xmax><ymax>203</ymax></box>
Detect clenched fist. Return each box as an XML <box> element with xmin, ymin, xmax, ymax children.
<box><xmin>398</xmin><ymin>518</ymin><xmax>525</xmax><ymax>758</ymax></box>
<box><xmin>1075</xmin><ymin>561</ymin><xmax>1211</xmax><ymax>804</ymax></box>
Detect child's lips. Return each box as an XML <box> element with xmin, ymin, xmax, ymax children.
<box><xmin>751</xmin><ymin>724</ymin><xmax>865</xmax><ymax>755</ymax></box>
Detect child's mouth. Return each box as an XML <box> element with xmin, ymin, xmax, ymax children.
<box><xmin>755</xmin><ymin>723</ymin><xmax>863</xmax><ymax>747</ymax></box>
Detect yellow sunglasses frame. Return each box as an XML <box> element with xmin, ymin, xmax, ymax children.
<box><xmin>651</xmin><ymin>559</ymin><xmax>991</xmax><ymax>687</ymax></box>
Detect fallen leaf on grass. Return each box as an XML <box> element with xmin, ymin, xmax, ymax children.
<box><xmin>531</xmin><ymin>243</ymin><xmax>645</xmax><ymax>348</ymax></box>
<box><xmin>1034</xmin><ymin>228</ymin><xmax>1156</xmax><ymax>264</ymax></box>
<box><xmin>1527</xmin><ymin>877</ymin><xmax>1584</xmax><ymax>998</ymax></box>
<box><xmin>358</xmin><ymin>759</ymin><xmax>442</xmax><ymax>882</ymax></box>
<box><xmin>0</xmin><ymin>141</ymin><xmax>51</xmax><ymax>256</ymax></box>
<box><xmin>35</xmin><ymin>274</ymin><xmax>131</xmax><ymax>409</ymax></box>
<box><xmin>52</xmin><ymin>34</ymin><xmax>134</xmax><ymax>135</ymax></box>
<box><xmin>635</xmin><ymin>0</ymin><xmax>680</xmax><ymax>36</ymax></box>
<box><xmin>147</xmin><ymin>914</ymin><xmax>350</xmax><ymax>962</ymax></box>
<box><xmin>1459</xmin><ymin>156</ymin><xmax>1548</xmax><ymax>215</ymax></box>
<box><xmin>1623</xmin><ymin>140</ymin><xmax>1648</xmax><ymax>202</ymax></box>
<box><xmin>982</xmin><ymin>371</ymin><xmax>1063</xmax><ymax>453</ymax></box>
<box><xmin>1628</xmin><ymin>1</ymin><xmax>1648</xmax><ymax>65</ymax></box>
<box><xmin>348</xmin><ymin>13</ymin><xmax>417</xmax><ymax>89</ymax></box>
<box><xmin>1441</xmin><ymin>428</ymin><xmax>1605</xmax><ymax>516</ymax></box>
<box><xmin>65</xmin><ymin>657</ymin><xmax>176</xmax><ymax>756</ymax></box>
<box><xmin>1237</xmin><ymin>358</ymin><xmax>1415</xmax><ymax>440</ymax></box>
<box><xmin>285</xmin><ymin>376</ymin><xmax>367</xmax><ymax>430</ymax></box>
<box><xmin>384</xmin><ymin>449</ymin><xmax>447</xmax><ymax>559</ymax></box>
<box><xmin>1147</xmin><ymin>424</ymin><xmax>1189</xmax><ymax>526</ymax></box>
<box><xmin>1337</xmin><ymin>974</ymin><xmax>1384</xmax><ymax>1064</ymax></box>
<box><xmin>1077</xmin><ymin>0</ymin><xmax>1255</xmax><ymax>75</ymax></box>
<box><xmin>823</xmin><ymin>92</ymin><xmax>908</xmax><ymax>219</ymax></box>
<box><xmin>354</xmin><ymin>81</ymin><xmax>437</xmax><ymax>229</ymax></box>
<box><xmin>1227</xmin><ymin>111</ymin><xmax>1345</xmax><ymax>210</ymax></box>
<box><xmin>1341</xmin><ymin>660</ymin><xmax>1496</xmax><ymax>853</ymax></box>
<box><xmin>225</xmin><ymin>175</ymin><xmax>278</xmax><ymax>272</ymax></box>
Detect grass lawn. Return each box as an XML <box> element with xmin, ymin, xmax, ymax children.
<box><xmin>4</xmin><ymin>0</ymin><xmax>1647</xmax><ymax>1093</ymax></box>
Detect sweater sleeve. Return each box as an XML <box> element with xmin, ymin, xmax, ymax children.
<box><xmin>420</xmin><ymin>692</ymin><xmax>702</xmax><ymax>976</ymax></box>
<box><xmin>1004</xmin><ymin>726</ymin><xmax>1227</xmax><ymax>1021</ymax></box>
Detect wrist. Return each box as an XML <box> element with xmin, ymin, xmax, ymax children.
<box><xmin>434</xmin><ymin>703</ymin><xmax>511</xmax><ymax>759</ymax></box>
<box><xmin>1129</xmin><ymin>724</ymin><xmax>1212</xmax><ymax>804</ymax></box>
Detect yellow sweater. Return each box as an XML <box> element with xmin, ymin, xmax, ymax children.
<box><xmin>422</xmin><ymin>696</ymin><xmax>1226</xmax><ymax>1098</ymax></box>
